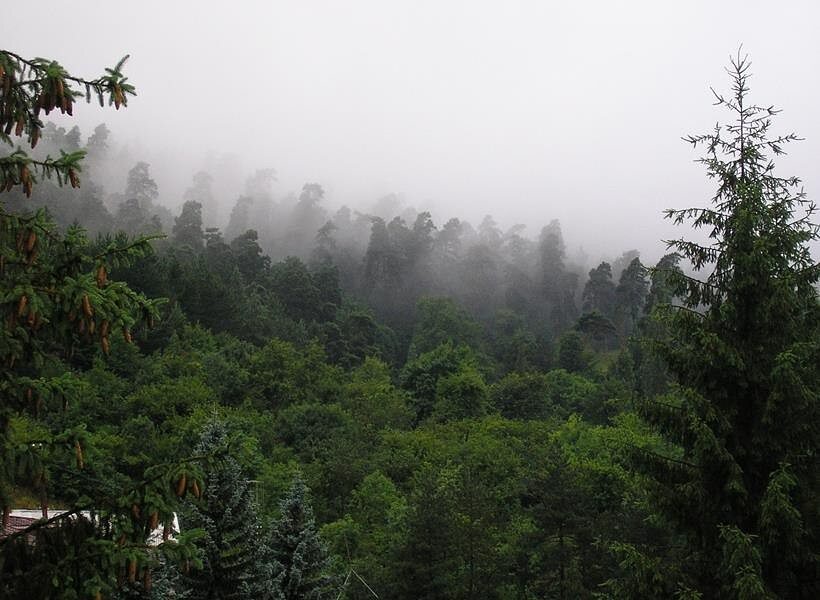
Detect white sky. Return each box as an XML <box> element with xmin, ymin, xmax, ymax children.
<box><xmin>3</xmin><ymin>1</ymin><xmax>820</xmax><ymax>262</ymax></box>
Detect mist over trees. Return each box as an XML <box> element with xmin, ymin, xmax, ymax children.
<box><xmin>1</xmin><ymin>45</ymin><xmax>818</xmax><ymax>600</ymax></box>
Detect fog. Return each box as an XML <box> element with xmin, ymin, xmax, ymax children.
<box><xmin>4</xmin><ymin>0</ymin><xmax>820</xmax><ymax>263</ymax></box>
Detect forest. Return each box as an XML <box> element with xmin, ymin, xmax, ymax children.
<box><xmin>0</xmin><ymin>48</ymin><xmax>818</xmax><ymax>600</ymax></box>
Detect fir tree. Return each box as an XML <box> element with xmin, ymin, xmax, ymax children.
<box><xmin>269</xmin><ymin>474</ymin><xmax>337</xmax><ymax>600</ymax></box>
<box><xmin>0</xmin><ymin>49</ymin><xmax>198</xmax><ymax>600</ymax></box>
<box><xmin>125</xmin><ymin>161</ymin><xmax>159</xmax><ymax>211</ymax></box>
<box><xmin>173</xmin><ymin>200</ymin><xmax>205</xmax><ymax>250</ymax></box>
<box><xmin>180</xmin><ymin>420</ymin><xmax>270</xmax><ymax>599</ymax></box>
<box><xmin>581</xmin><ymin>261</ymin><xmax>616</xmax><ymax>318</ymax></box>
<box><xmin>538</xmin><ymin>219</ymin><xmax>578</xmax><ymax>332</ymax></box>
<box><xmin>149</xmin><ymin>555</ymin><xmax>191</xmax><ymax>600</ymax></box>
<box><xmin>614</xmin><ymin>256</ymin><xmax>648</xmax><ymax>336</ymax></box>
<box><xmin>633</xmin><ymin>52</ymin><xmax>820</xmax><ymax>597</ymax></box>
<box><xmin>184</xmin><ymin>171</ymin><xmax>217</xmax><ymax>228</ymax></box>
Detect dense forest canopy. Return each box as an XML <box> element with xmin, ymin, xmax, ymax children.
<box><xmin>1</xmin><ymin>43</ymin><xmax>818</xmax><ymax>600</ymax></box>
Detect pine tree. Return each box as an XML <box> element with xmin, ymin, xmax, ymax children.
<box><xmin>173</xmin><ymin>200</ymin><xmax>205</xmax><ymax>250</ymax></box>
<box><xmin>269</xmin><ymin>474</ymin><xmax>337</xmax><ymax>600</ymax></box>
<box><xmin>0</xmin><ymin>49</ymin><xmax>201</xmax><ymax>600</ymax></box>
<box><xmin>538</xmin><ymin>219</ymin><xmax>578</xmax><ymax>333</ymax></box>
<box><xmin>125</xmin><ymin>161</ymin><xmax>159</xmax><ymax>211</ymax></box>
<box><xmin>183</xmin><ymin>171</ymin><xmax>217</xmax><ymax>228</ymax></box>
<box><xmin>614</xmin><ymin>256</ymin><xmax>648</xmax><ymax>336</ymax></box>
<box><xmin>581</xmin><ymin>261</ymin><xmax>616</xmax><ymax>318</ymax></box>
<box><xmin>633</xmin><ymin>52</ymin><xmax>820</xmax><ymax>597</ymax></box>
<box><xmin>180</xmin><ymin>421</ymin><xmax>271</xmax><ymax>599</ymax></box>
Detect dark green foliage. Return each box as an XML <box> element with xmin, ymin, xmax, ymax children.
<box><xmin>431</xmin><ymin>363</ymin><xmax>489</xmax><ymax>422</ymax></box>
<box><xmin>491</xmin><ymin>371</ymin><xmax>553</xmax><ymax>420</ymax></box>
<box><xmin>321</xmin><ymin>303</ymin><xmax>390</xmax><ymax>368</ymax></box>
<box><xmin>247</xmin><ymin>339</ymin><xmax>341</xmax><ymax>410</ymax></box>
<box><xmin>274</xmin><ymin>403</ymin><xmax>351</xmax><ymax>460</ymax></box>
<box><xmin>538</xmin><ymin>219</ymin><xmax>579</xmax><ymax>332</ymax></box>
<box><xmin>116</xmin><ymin>196</ymin><xmax>152</xmax><ymax>236</ymax></box>
<box><xmin>180</xmin><ymin>421</ymin><xmax>270</xmax><ymax>599</ymax></box>
<box><xmin>6</xmin><ymin>44</ymin><xmax>818</xmax><ymax>600</ymax></box>
<box><xmin>173</xmin><ymin>254</ymin><xmax>239</xmax><ymax>332</ymax></box>
<box><xmin>269</xmin><ymin>474</ymin><xmax>337</xmax><ymax>600</ymax></box>
<box><xmin>491</xmin><ymin>369</ymin><xmax>604</xmax><ymax>422</ymax></box>
<box><xmin>269</xmin><ymin>256</ymin><xmax>323</xmax><ymax>322</ymax></box>
<box><xmin>614</xmin><ymin>256</ymin><xmax>648</xmax><ymax>336</ymax></box>
<box><xmin>2</xmin><ymin>515</ymin><xmax>112</xmax><ymax>598</ymax></box>
<box><xmin>320</xmin><ymin>471</ymin><xmax>407</xmax><ymax>599</ymax></box>
<box><xmin>399</xmin><ymin>342</ymin><xmax>479</xmax><ymax>425</ymax></box>
<box><xmin>645</xmin><ymin>252</ymin><xmax>681</xmax><ymax>313</ymax></box>
<box><xmin>392</xmin><ymin>462</ymin><xmax>461</xmax><ymax>599</ymax></box>
<box><xmin>0</xmin><ymin>60</ymin><xmax>183</xmax><ymax>593</ymax></box>
<box><xmin>230</xmin><ymin>229</ymin><xmax>270</xmax><ymax>281</ymax></box>
<box><xmin>340</xmin><ymin>358</ymin><xmax>412</xmax><ymax>430</ymax></box>
<box><xmin>632</xmin><ymin>54</ymin><xmax>820</xmax><ymax>597</ymax></box>
<box><xmin>557</xmin><ymin>330</ymin><xmax>588</xmax><ymax>373</ymax></box>
<box><xmin>581</xmin><ymin>261</ymin><xmax>616</xmax><ymax>318</ymax></box>
<box><xmin>173</xmin><ymin>200</ymin><xmax>205</xmax><ymax>250</ymax></box>
<box><xmin>408</xmin><ymin>296</ymin><xmax>484</xmax><ymax>358</ymax></box>
<box><xmin>575</xmin><ymin>310</ymin><xmax>619</xmax><ymax>351</ymax></box>
<box><xmin>490</xmin><ymin>309</ymin><xmax>549</xmax><ymax>374</ymax></box>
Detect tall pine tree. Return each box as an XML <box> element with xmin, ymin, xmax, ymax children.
<box><xmin>0</xmin><ymin>49</ymin><xmax>202</xmax><ymax>600</ymax></box>
<box><xmin>269</xmin><ymin>474</ymin><xmax>337</xmax><ymax>600</ymax></box>
<box><xmin>180</xmin><ymin>420</ymin><xmax>270</xmax><ymax>599</ymax></box>
<box><xmin>633</xmin><ymin>52</ymin><xmax>820</xmax><ymax>598</ymax></box>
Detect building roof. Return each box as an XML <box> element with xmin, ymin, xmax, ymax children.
<box><xmin>1</xmin><ymin>509</ymin><xmax>178</xmax><ymax>545</ymax></box>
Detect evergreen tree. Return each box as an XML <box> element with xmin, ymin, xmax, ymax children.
<box><xmin>231</xmin><ymin>229</ymin><xmax>270</xmax><ymax>281</ymax></box>
<box><xmin>393</xmin><ymin>462</ymin><xmax>459</xmax><ymax>600</ymax></box>
<box><xmin>180</xmin><ymin>421</ymin><xmax>270</xmax><ymax>600</ymax></box>
<box><xmin>117</xmin><ymin>195</ymin><xmax>151</xmax><ymax>235</ymax></box>
<box><xmin>477</xmin><ymin>214</ymin><xmax>502</xmax><ymax>249</ymax></box>
<box><xmin>85</xmin><ymin>122</ymin><xmax>111</xmax><ymax>161</ymax></box>
<box><xmin>64</xmin><ymin>125</ymin><xmax>82</xmax><ymax>151</ymax></box>
<box><xmin>225</xmin><ymin>195</ymin><xmax>254</xmax><ymax>244</ymax></box>
<box><xmin>312</xmin><ymin>220</ymin><xmax>338</xmax><ymax>266</ymax></box>
<box><xmin>184</xmin><ymin>171</ymin><xmax>217</xmax><ymax>228</ymax></box>
<box><xmin>575</xmin><ymin>310</ymin><xmax>618</xmax><ymax>351</ymax></box>
<box><xmin>581</xmin><ymin>261</ymin><xmax>616</xmax><ymax>318</ymax></box>
<box><xmin>269</xmin><ymin>474</ymin><xmax>337</xmax><ymax>600</ymax></box>
<box><xmin>614</xmin><ymin>256</ymin><xmax>648</xmax><ymax>336</ymax></box>
<box><xmin>436</xmin><ymin>217</ymin><xmax>462</xmax><ymax>257</ymax></box>
<box><xmin>173</xmin><ymin>200</ymin><xmax>205</xmax><ymax>250</ymax></box>
<box><xmin>0</xmin><ymin>49</ymin><xmax>203</xmax><ymax>600</ymax></box>
<box><xmin>286</xmin><ymin>183</ymin><xmax>328</xmax><ymax>259</ymax></box>
<box><xmin>538</xmin><ymin>219</ymin><xmax>578</xmax><ymax>332</ymax></box>
<box><xmin>125</xmin><ymin>161</ymin><xmax>159</xmax><ymax>211</ymax></box>
<box><xmin>633</xmin><ymin>53</ymin><xmax>820</xmax><ymax>597</ymax></box>
<box><xmin>644</xmin><ymin>252</ymin><xmax>681</xmax><ymax>314</ymax></box>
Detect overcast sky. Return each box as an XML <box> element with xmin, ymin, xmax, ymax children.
<box><xmin>4</xmin><ymin>1</ymin><xmax>819</xmax><ymax>262</ymax></box>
